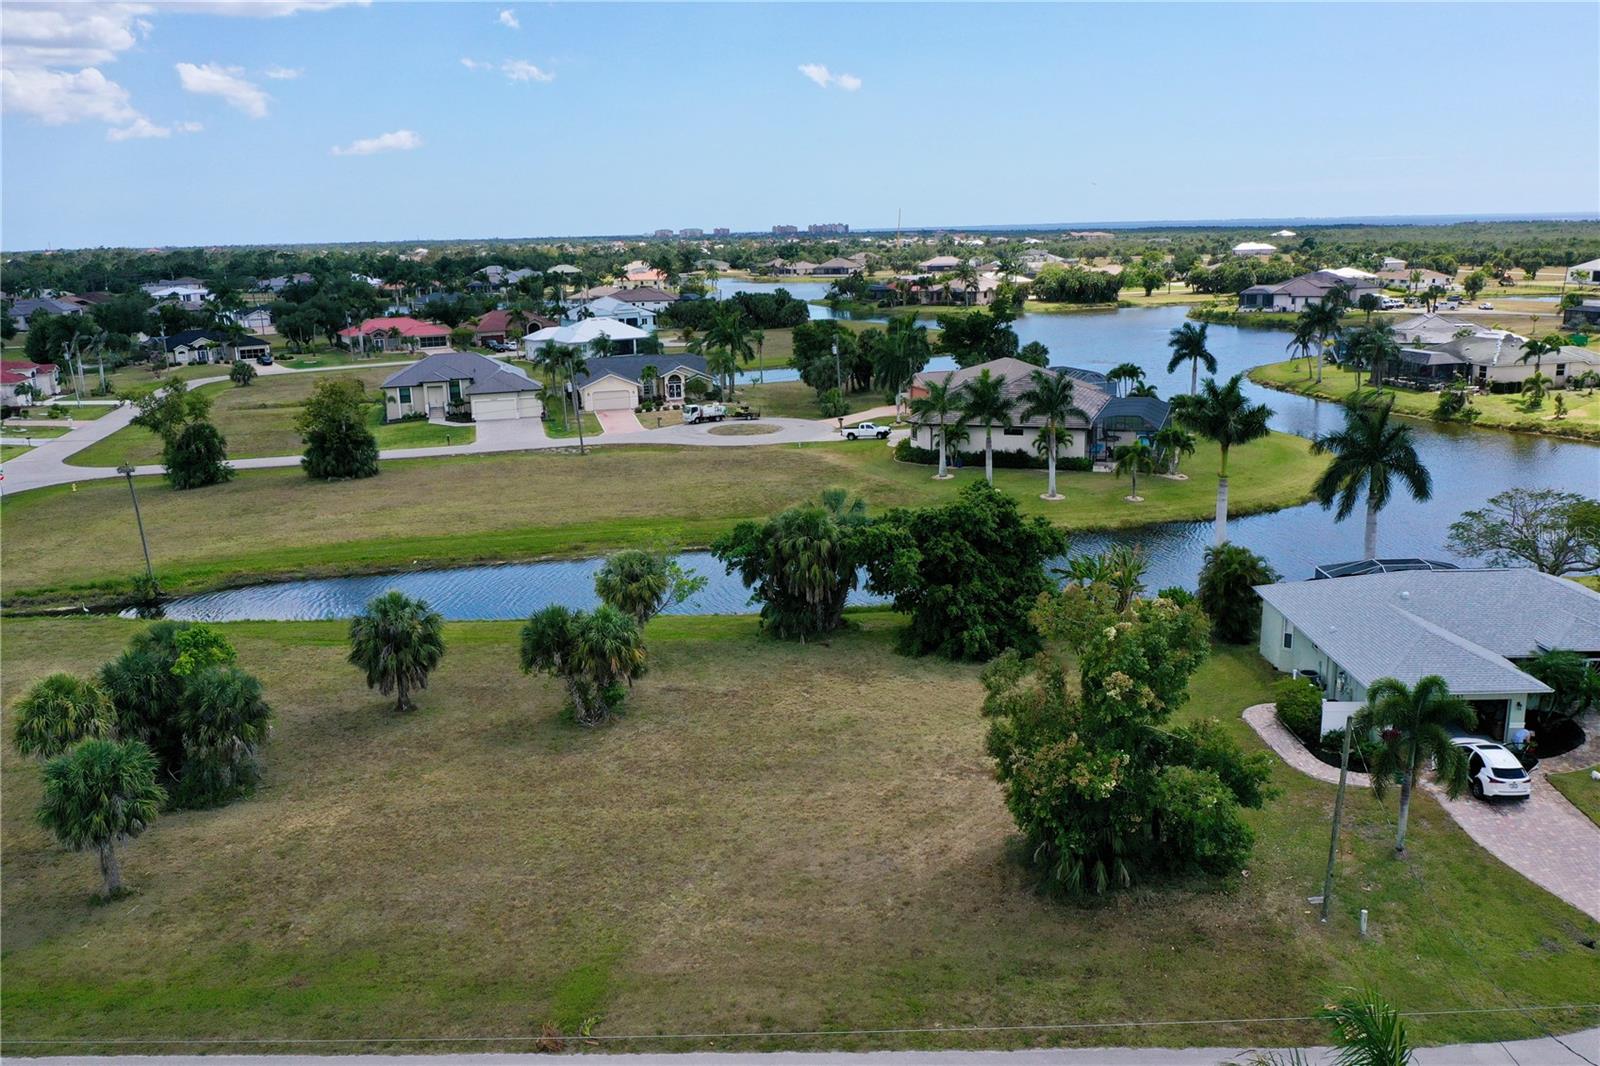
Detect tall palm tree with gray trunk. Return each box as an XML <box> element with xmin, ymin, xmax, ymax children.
<box><xmin>1172</xmin><ymin>373</ymin><xmax>1273</xmax><ymax>545</ymax></box>
<box><xmin>1352</xmin><ymin>675</ymin><xmax>1472</xmax><ymax>855</ymax></box>
<box><xmin>1310</xmin><ymin>398</ymin><xmax>1432</xmax><ymax>560</ymax></box>
<box><xmin>1165</xmin><ymin>321</ymin><xmax>1217</xmax><ymax>396</ymax></box>
<box><xmin>1017</xmin><ymin>368</ymin><xmax>1086</xmax><ymax>500</ymax></box>
<box><xmin>958</xmin><ymin>369</ymin><xmax>1014</xmax><ymax>485</ymax></box>
<box><xmin>908</xmin><ymin>378</ymin><xmax>959</xmax><ymax>479</ymax></box>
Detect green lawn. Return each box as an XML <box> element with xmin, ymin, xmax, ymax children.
<box><xmin>0</xmin><ymin>444</ymin><xmax>32</xmax><ymax>461</ymax></box>
<box><xmin>10</xmin><ymin>402</ymin><xmax>119</xmax><ymax>421</ymax></box>
<box><xmin>1249</xmin><ymin>359</ymin><xmax>1600</xmax><ymax>442</ymax></box>
<box><xmin>1</xmin><ymin>618</ymin><xmax>1594</xmax><ymax>1053</ymax></box>
<box><xmin>737</xmin><ymin>380</ymin><xmax>889</xmax><ymax>420</ymax></box>
<box><xmin>541</xmin><ymin>399</ymin><xmax>602</xmax><ymax>439</ymax></box>
<box><xmin>4</xmin><ymin>433</ymin><xmax>1322</xmax><ymax>608</ymax></box>
<box><xmin>0</xmin><ymin>424</ymin><xmax>72</xmax><ymax>440</ymax></box>
<box><xmin>273</xmin><ymin>349</ymin><xmax>413</xmax><ymax>371</ymax></box>
<box><xmin>64</xmin><ymin>370</ymin><xmax>471</xmax><ymax>468</ymax></box>
<box><xmin>101</xmin><ymin>362</ymin><xmax>223</xmax><ymax>399</ymax></box>
<box><xmin>1548</xmin><ymin>766</ymin><xmax>1600</xmax><ymax>829</ymax></box>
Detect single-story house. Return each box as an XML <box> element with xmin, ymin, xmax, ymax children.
<box><xmin>143</xmin><ymin>283</ymin><xmax>210</xmax><ymax>307</ymax></box>
<box><xmin>1389</xmin><ymin>312</ymin><xmax>1501</xmax><ymax>347</ymax></box>
<box><xmin>813</xmin><ymin>257</ymin><xmax>860</xmax><ymax>276</ymax></box>
<box><xmin>258</xmin><ymin>273</ymin><xmax>313</xmax><ymax>293</ymax></box>
<box><xmin>572</xmin><ymin>354</ymin><xmax>712</xmax><ymax>412</ymax></box>
<box><xmin>1255</xmin><ymin>568</ymin><xmax>1600</xmax><ymax>744</ymax></box>
<box><xmin>471</xmin><ymin>308</ymin><xmax>555</xmax><ymax>346</ymax></box>
<box><xmin>547</xmin><ymin>264</ymin><xmax>582</xmax><ymax>276</ymax></box>
<box><xmin>525</xmin><ymin>317</ymin><xmax>651</xmax><ymax>357</ymax></box>
<box><xmin>1562</xmin><ymin>299</ymin><xmax>1600</xmax><ymax>330</ymax></box>
<box><xmin>1568</xmin><ymin>258</ymin><xmax>1600</xmax><ymax>285</ymax></box>
<box><xmin>8</xmin><ymin>297</ymin><xmax>84</xmax><ymax>331</ymax></box>
<box><xmin>1380</xmin><ymin>257</ymin><xmax>1407</xmax><ymax>271</ymax></box>
<box><xmin>380</xmin><ymin>352</ymin><xmax>541</xmax><ymax>422</ymax></box>
<box><xmin>0</xmin><ymin>360</ymin><xmax>63</xmax><ymax>405</ymax></box>
<box><xmin>1376</xmin><ymin>267</ymin><xmax>1455</xmax><ymax>292</ymax></box>
<box><xmin>917</xmin><ymin>255</ymin><xmax>963</xmax><ymax>273</ymax></box>
<box><xmin>1232</xmin><ymin>242</ymin><xmax>1278</xmax><ymax>257</ymax></box>
<box><xmin>228</xmin><ymin>308</ymin><xmax>275</xmax><ymax>334</ymax></box>
<box><xmin>905</xmin><ymin>358</ymin><xmax>1169</xmax><ymax>461</ymax></box>
<box><xmin>775</xmin><ymin>260</ymin><xmax>818</xmax><ymax>276</ymax></box>
<box><xmin>1391</xmin><ymin>328</ymin><xmax>1599</xmax><ymax>387</ymax></box>
<box><xmin>695</xmin><ymin>258</ymin><xmax>732</xmax><ymax>272</ymax></box>
<box><xmin>571</xmin><ymin>295</ymin><xmax>657</xmax><ymax>330</ymax></box>
<box><xmin>157</xmin><ymin>328</ymin><xmax>271</xmax><ymax>365</ymax></box>
<box><xmin>338</xmin><ymin>316</ymin><xmax>451</xmax><ymax>352</ymax></box>
<box><xmin>1238</xmin><ymin>270</ymin><xmax>1380</xmax><ymax>312</ymax></box>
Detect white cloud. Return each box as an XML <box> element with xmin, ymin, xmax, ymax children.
<box><xmin>264</xmin><ymin>65</ymin><xmax>302</xmax><ymax>80</ymax></box>
<box><xmin>104</xmin><ymin>116</ymin><xmax>202</xmax><ymax>141</ymax></box>
<box><xmin>798</xmin><ymin>63</ymin><xmax>861</xmax><ymax>91</ymax></box>
<box><xmin>501</xmin><ymin>59</ymin><xmax>553</xmax><ymax>83</ymax></box>
<box><xmin>0</xmin><ymin>64</ymin><xmax>138</xmax><ymax>125</ymax></box>
<box><xmin>460</xmin><ymin>56</ymin><xmax>488</xmax><ymax>70</ymax></box>
<box><xmin>331</xmin><ymin>128</ymin><xmax>422</xmax><ymax>157</ymax></box>
<box><xmin>497</xmin><ymin>8</ymin><xmax>519</xmax><ymax>29</ymax></box>
<box><xmin>175</xmin><ymin>61</ymin><xmax>269</xmax><ymax>117</ymax></box>
<box><xmin>150</xmin><ymin>2</ymin><xmax>369</xmax><ymax>16</ymax></box>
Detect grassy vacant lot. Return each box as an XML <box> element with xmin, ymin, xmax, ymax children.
<box><xmin>737</xmin><ymin>380</ymin><xmax>888</xmax><ymax>420</ymax></box>
<box><xmin>65</xmin><ymin>370</ymin><xmax>471</xmax><ymax>467</ymax></box>
<box><xmin>101</xmin><ymin>362</ymin><xmax>225</xmax><ymax>398</ymax></box>
<box><xmin>4</xmin><ymin>433</ymin><xmax>1320</xmax><ymax>607</ymax></box>
<box><xmin>2</xmin><ymin>616</ymin><xmax>1594</xmax><ymax>1053</ymax></box>
<box><xmin>1249</xmin><ymin>359</ymin><xmax>1600</xmax><ymax>442</ymax></box>
<box><xmin>1549</xmin><ymin>767</ymin><xmax>1600</xmax><ymax>829</ymax></box>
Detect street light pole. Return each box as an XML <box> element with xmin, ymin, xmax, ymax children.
<box><xmin>117</xmin><ymin>462</ymin><xmax>155</xmax><ymax>588</ymax></box>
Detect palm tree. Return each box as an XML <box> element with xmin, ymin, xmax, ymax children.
<box><xmin>1313</xmin><ymin>398</ymin><xmax>1433</xmax><ymax>556</ymax></box>
<box><xmin>1520</xmin><ymin>370</ymin><xmax>1552</xmax><ymax>408</ymax></box>
<box><xmin>955</xmin><ymin>258</ymin><xmax>979</xmax><ymax>306</ymax></box>
<box><xmin>1352</xmin><ymin>675</ymin><xmax>1473</xmax><ymax>855</ymax></box>
<box><xmin>750</xmin><ymin>328</ymin><xmax>766</xmax><ymax>385</ymax></box>
<box><xmin>12</xmin><ymin>673</ymin><xmax>118</xmax><ymax>759</ymax></box>
<box><xmin>958</xmin><ymin>368</ymin><xmax>1014</xmax><ymax>484</ymax></box>
<box><xmin>37</xmin><ymin>738</ymin><xmax>166</xmax><ymax>898</ymax></box>
<box><xmin>1515</xmin><ymin>332</ymin><xmax>1565</xmax><ymax>376</ymax></box>
<box><xmin>1165</xmin><ymin>321</ymin><xmax>1216</xmax><ymax>395</ymax></box>
<box><xmin>1356</xmin><ymin>291</ymin><xmax>1382</xmax><ymax>323</ymax></box>
<box><xmin>1107</xmin><ymin>361</ymin><xmax>1145</xmax><ymax>398</ymax></box>
<box><xmin>347</xmin><ymin>590</ymin><xmax>447</xmax><ymax>713</ymax></box>
<box><xmin>1129</xmin><ymin>381</ymin><xmax>1160</xmax><ymax>398</ymax></box>
<box><xmin>639</xmin><ymin>364</ymin><xmax>659</xmax><ymax>405</ymax></box>
<box><xmin>909</xmin><ymin>379</ymin><xmax>959</xmax><ymax>479</ymax></box>
<box><xmin>872</xmin><ymin>316</ymin><xmax>932</xmax><ymax>399</ymax></box>
<box><xmin>1113</xmin><ymin>439</ymin><xmax>1156</xmax><ymax>501</ymax></box>
<box><xmin>562</xmin><ymin>344</ymin><xmax>591</xmax><ymax>453</ymax></box>
<box><xmin>702</xmin><ymin>302</ymin><xmax>753</xmax><ymax>400</ymax></box>
<box><xmin>1153</xmin><ymin>425</ymin><xmax>1196</xmax><ymax>476</ymax></box>
<box><xmin>1172</xmin><ymin>374</ymin><xmax>1273</xmax><ymax>544</ymax></box>
<box><xmin>1345</xmin><ymin>322</ymin><xmax>1399</xmax><ymax>392</ymax></box>
<box><xmin>1249</xmin><ymin>988</ymin><xmax>1414</xmax><ymax>1066</ymax></box>
<box><xmin>1294</xmin><ymin>291</ymin><xmax>1348</xmax><ymax>384</ymax></box>
<box><xmin>1018</xmin><ymin>368</ymin><xmax>1086</xmax><ymax>500</ymax></box>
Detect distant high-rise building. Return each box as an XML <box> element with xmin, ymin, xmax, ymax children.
<box><xmin>772</xmin><ymin>224</ymin><xmax>799</xmax><ymax>236</ymax></box>
<box><xmin>653</xmin><ymin>229</ymin><xmax>674</xmax><ymax>238</ymax></box>
<box><xmin>713</xmin><ymin>227</ymin><xmax>731</xmax><ymax>237</ymax></box>
<box><xmin>808</xmin><ymin>222</ymin><xmax>849</xmax><ymax>235</ymax></box>
<box><xmin>679</xmin><ymin>227</ymin><xmax>704</xmax><ymax>239</ymax></box>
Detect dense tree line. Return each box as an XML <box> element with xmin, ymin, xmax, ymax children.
<box><xmin>659</xmin><ymin>289</ymin><xmax>808</xmax><ymax>331</ymax></box>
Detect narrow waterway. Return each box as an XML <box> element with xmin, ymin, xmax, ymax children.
<box><xmin>151</xmin><ymin>299</ymin><xmax>1598</xmax><ymax>621</ymax></box>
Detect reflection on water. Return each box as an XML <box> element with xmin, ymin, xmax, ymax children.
<box><xmin>155</xmin><ymin>303</ymin><xmax>1598</xmax><ymax>621</ymax></box>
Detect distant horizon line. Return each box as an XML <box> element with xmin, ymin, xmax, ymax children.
<box><xmin>10</xmin><ymin>211</ymin><xmax>1598</xmax><ymax>254</ymax></box>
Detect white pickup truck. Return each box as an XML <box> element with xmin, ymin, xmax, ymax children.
<box><xmin>843</xmin><ymin>421</ymin><xmax>891</xmax><ymax>440</ymax></box>
<box><xmin>682</xmin><ymin>403</ymin><xmax>726</xmax><ymax>424</ymax></box>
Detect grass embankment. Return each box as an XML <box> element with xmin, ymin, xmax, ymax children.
<box><xmin>2</xmin><ymin>617</ymin><xmax>1594</xmax><ymax>1052</ymax></box>
<box><xmin>1248</xmin><ymin>359</ymin><xmax>1600</xmax><ymax>443</ymax></box>
<box><xmin>65</xmin><ymin>370</ymin><xmax>472</xmax><ymax>468</ymax></box>
<box><xmin>1549</xmin><ymin>767</ymin><xmax>1600</xmax><ymax>829</ymax></box>
<box><xmin>4</xmin><ymin>433</ymin><xmax>1320</xmax><ymax>608</ymax></box>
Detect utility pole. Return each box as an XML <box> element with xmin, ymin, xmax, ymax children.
<box><xmin>831</xmin><ymin>337</ymin><xmax>841</xmax><ymax>392</ymax></box>
<box><xmin>118</xmin><ymin>463</ymin><xmax>155</xmax><ymax>590</ymax></box>
<box><xmin>1319</xmin><ymin>721</ymin><xmax>1353</xmax><ymax>923</ymax></box>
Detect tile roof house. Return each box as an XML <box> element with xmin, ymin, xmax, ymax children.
<box><xmin>572</xmin><ymin>354</ymin><xmax>712</xmax><ymax>412</ymax></box>
<box><xmin>1238</xmin><ymin>270</ymin><xmax>1379</xmax><ymax>312</ymax></box>
<box><xmin>525</xmin><ymin>317</ymin><xmax>651</xmax><ymax>356</ymax></box>
<box><xmin>917</xmin><ymin>255</ymin><xmax>964</xmax><ymax>272</ymax></box>
<box><xmin>470</xmin><ymin>308</ymin><xmax>555</xmax><ymax>345</ymax></box>
<box><xmin>1255</xmin><ymin>568</ymin><xmax>1600</xmax><ymax>743</ymax></box>
<box><xmin>905</xmin><ymin>358</ymin><xmax>1168</xmax><ymax>461</ymax></box>
<box><xmin>338</xmin><ymin>316</ymin><xmax>451</xmax><ymax>352</ymax></box>
<box><xmin>381</xmin><ymin>352</ymin><xmax>541</xmax><ymax>422</ymax></box>
<box><xmin>0</xmin><ymin>360</ymin><xmax>63</xmax><ymax>405</ymax></box>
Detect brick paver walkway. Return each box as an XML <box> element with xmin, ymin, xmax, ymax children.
<box><xmin>1243</xmin><ymin>704</ymin><xmax>1600</xmax><ymax>922</ymax></box>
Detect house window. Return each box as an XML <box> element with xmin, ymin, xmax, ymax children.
<box><xmin>1554</xmin><ymin>364</ymin><xmax>1566</xmax><ymax>377</ymax></box>
<box><xmin>398</xmin><ymin>386</ymin><xmax>412</xmax><ymax>404</ymax></box>
<box><xmin>1003</xmin><ymin>427</ymin><xmax>1024</xmax><ymax>437</ymax></box>
<box><xmin>1282</xmin><ymin>630</ymin><xmax>1293</xmax><ymax>650</ymax></box>
<box><xmin>667</xmin><ymin>376</ymin><xmax>684</xmax><ymax>400</ymax></box>
<box><xmin>449</xmin><ymin>380</ymin><xmax>463</xmax><ymax>404</ymax></box>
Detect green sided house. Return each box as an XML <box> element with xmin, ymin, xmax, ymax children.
<box><xmin>381</xmin><ymin>352</ymin><xmax>542</xmax><ymax>422</ymax></box>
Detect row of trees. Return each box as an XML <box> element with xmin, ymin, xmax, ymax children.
<box><xmin>14</xmin><ymin>623</ymin><xmax>272</xmax><ymax>897</ymax></box>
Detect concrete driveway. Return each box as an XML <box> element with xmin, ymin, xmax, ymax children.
<box><xmin>594</xmin><ymin>408</ymin><xmax>643</xmax><ymax>434</ymax></box>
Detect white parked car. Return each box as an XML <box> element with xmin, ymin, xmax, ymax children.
<box><xmin>1379</xmin><ymin>297</ymin><xmax>1405</xmax><ymax>310</ymax></box>
<box><xmin>843</xmin><ymin>421</ymin><xmax>891</xmax><ymax>440</ymax></box>
<box><xmin>1451</xmin><ymin>737</ymin><xmax>1531</xmax><ymax>800</ymax></box>
<box><xmin>1478</xmin><ymin>301</ymin><xmax>1495</xmax><ymax>310</ymax></box>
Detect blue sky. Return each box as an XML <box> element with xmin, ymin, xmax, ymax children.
<box><xmin>3</xmin><ymin>2</ymin><xmax>1597</xmax><ymax>249</ymax></box>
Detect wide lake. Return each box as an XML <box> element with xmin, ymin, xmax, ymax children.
<box><xmin>152</xmin><ymin>295</ymin><xmax>1599</xmax><ymax>621</ymax></box>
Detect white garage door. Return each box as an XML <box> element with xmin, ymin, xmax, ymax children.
<box><xmin>471</xmin><ymin>394</ymin><xmax>519</xmax><ymax>421</ymax></box>
<box><xmin>587</xmin><ymin>389</ymin><xmax>634</xmax><ymax>411</ymax></box>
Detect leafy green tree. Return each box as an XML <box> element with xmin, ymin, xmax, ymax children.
<box><xmin>934</xmin><ymin>309</ymin><xmax>1019</xmax><ymax>367</ymax></box>
<box><xmin>230</xmin><ymin>360</ymin><xmax>257</xmax><ymax>386</ymax></box>
<box><xmin>1352</xmin><ymin>676</ymin><xmax>1473</xmax><ymax>854</ymax></box>
<box><xmin>1311</xmin><ymin>399</ymin><xmax>1432</xmax><ymax>560</ymax></box>
<box><xmin>1171</xmin><ymin>373</ymin><xmax>1274</xmax><ymax>545</ymax></box>
<box><xmin>594</xmin><ymin>550</ymin><xmax>707</xmax><ymax>627</ymax></box>
<box><xmin>958</xmin><ymin>367</ymin><xmax>1015</xmax><ymax>484</ymax></box>
<box><xmin>164</xmin><ymin>419</ymin><xmax>235</xmax><ymax>490</ymax></box>
<box><xmin>1017</xmin><ymin>369</ymin><xmax>1086</xmax><ymax>499</ymax></box>
<box><xmin>908</xmin><ymin>378</ymin><xmax>959</xmax><ymax>478</ymax></box>
<box><xmin>1113</xmin><ymin>439</ymin><xmax>1156</xmax><ymax>500</ymax></box>
<box><xmin>817</xmin><ymin>387</ymin><xmax>849</xmax><ymax>420</ymax></box>
<box><xmin>1166</xmin><ymin>321</ymin><xmax>1216</xmax><ymax>395</ymax></box>
<box><xmin>712</xmin><ymin>489</ymin><xmax>869</xmax><ymax>640</ymax></box>
<box><xmin>37</xmin><ymin>738</ymin><xmax>166</xmax><ymax>898</ymax></box>
<box><xmin>12</xmin><ymin>674</ymin><xmax>118</xmax><ymax>759</ymax></box>
<box><xmin>1356</xmin><ymin>291</ymin><xmax>1382</xmax><ymax>323</ymax></box>
<box><xmin>172</xmin><ymin>665</ymin><xmax>273</xmax><ymax>808</ymax></box>
<box><xmin>298</xmin><ymin>376</ymin><xmax>379</xmax><ymax>480</ymax></box>
<box><xmin>348</xmin><ymin>591</ymin><xmax>446</xmax><ymax>713</ymax></box>
<box><xmin>1446</xmin><ymin>488</ymin><xmax>1600</xmax><ymax>575</ymax></box>
<box><xmin>865</xmin><ymin>482</ymin><xmax>1068</xmax><ymax>660</ymax></box>
<box><xmin>1463</xmin><ymin>270</ymin><xmax>1488</xmax><ymax>300</ymax></box>
<box><xmin>983</xmin><ymin>589</ymin><xmax>1271</xmax><ymax>894</ymax></box>
<box><xmin>519</xmin><ymin>604</ymin><xmax>646</xmax><ymax>727</ymax></box>
<box><xmin>1196</xmin><ymin>543</ymin><xmax>1280</xmax><ymax>644</ymax></box>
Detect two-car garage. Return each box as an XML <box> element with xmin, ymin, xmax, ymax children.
<box><xmin>582</xmin><ymin>377</ymin><xmax>639</xmax><ymax>412</ymax></box>
<box><xmin>469</xmin><ymin>391</ymin><xmax>543</xmax><ymax>421</ymax></box>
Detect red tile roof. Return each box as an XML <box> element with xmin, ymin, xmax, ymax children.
<box><xmin>472</xmin><ymin>309</ymin><xmax>555</xmax><ymax>335</ymax></box>
<box><xmin>338</xmin><ymin>316</ymin><xmax>449</xmax><ymax>338</ymax></box>
<box><xmin>1</xmin><ymin>360</ymin><xmax>56</xmax><ymax>375</ymax></box>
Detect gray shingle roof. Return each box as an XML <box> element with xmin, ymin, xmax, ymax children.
<box><xmin>1256</xmin><ymin>569</ymin><xmax>1600</xmax><ymax>695</ymax></box>
<box><xmin>382</xmin><ymin>352</ymin><xmax>540</xmax><ymax>393</ymax></box>
<box><xmin>574</xmin><ymin>354</ymin><xmax>709</xmax><ymax>389</ymax></box>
